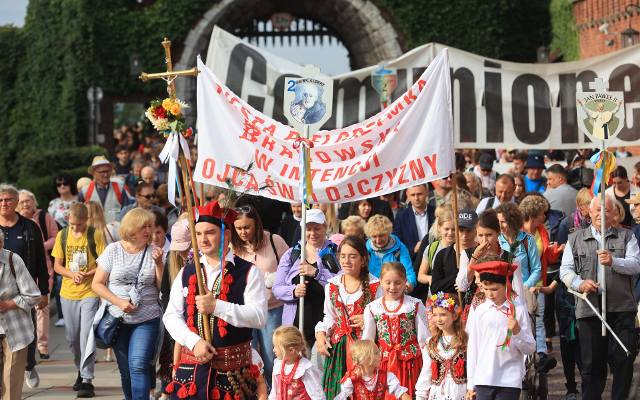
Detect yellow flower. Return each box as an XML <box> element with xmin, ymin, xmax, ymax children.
<box><xmin>170</xmin><ymin>103</ymin><xmax>182</xmax><ymax>116</ymax></box>
<box><xmin>162</xmin><ymin>98</ymin><xmax>173</xmax><ymax>110</ymax></box>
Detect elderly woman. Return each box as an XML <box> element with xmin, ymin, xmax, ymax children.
<box><xmin>231</xmin><ymin>204</ymin><xmax>288</xmax><ymax>382</ymax></box>
<box><xmin>17</xmin><ymin>189</ymin><xmax>58</xmax><ymax>359</ymax></box>
<box><xmin>92</xmin><ymin>208</ymin><xmax>164</xmax><ymax>400</ymax></box>
<box><xmin>364</xmin><ymin>214</ymin><xmax>416</xmax><ymax>290</ymax></box>
<box><xmin>273</xmin><ymin>208</ymin><xmax>339</xmax><ymax>347</ymax></box>
<box><xmin>0</xmin><ymin>230</ymin><xmax>41</xmax><ymax>400</ymax></box>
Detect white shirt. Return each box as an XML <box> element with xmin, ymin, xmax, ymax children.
<box><xmin>466</xmin><ymin>300</ymin><xmax>535</xmax><ymax>390</ymax></box>
<box><xmin>162</xmin><ymin>252</ymin><xmax>267</xmax><ymax>351</ymax></box>
<box><xmin>269</xmin><ymin>357</ymin><xmax>324</xmax><ymax>400</ymax></box>
<box><xmin>454</xmin><ymin>251</ymin><xmax>472</xmax><ymax>291</ymax></box>
<box><xmin>559</xmin><ymin>226</ymin><xmax>640</xmax><ymax>291</ymax></box>
<box><xmin>475</xmin><ymin>196</ymin><xmax>516</xmax><ymax>215</ymax></box>
<box><xmin>315</xmin><ymin>273</ymin><xmax>383</xmax><ymax>334</ymax></box>
<box><xmin>161</xmin><ymin>237</ymin><xmax>171</xmax><ymax>264</ymax></box>
<box><xmin>335</xmin><ymin>371</ymin><xmax>408</xmax><ymax>400</ymax></box>
<box><xmin>361</xmin><ymin>295</ymin><xmax>430</xmax><ymax>346</ymax></box>
<box><xmin>414</xmin><ymin>206</ymin><xmax>429</xmax><ymax>242</ymax></box>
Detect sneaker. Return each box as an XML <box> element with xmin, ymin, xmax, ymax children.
<box><xmin>73</xmin><ymin>372</ymin><xmax>82</xmax><ymax>391</ymax></box>
<box><xmin>55</xmin><ymin>318</ymin><xmax>65</xmax><ymax>327</ymax></box>
<box><xmin>39</xmin><ymin>351</ymin><xmax>50</xmax><ymax>360</ymax></box>
<box><xmin>562</xmin><ymin>393</ymin><xmax>578</xmax><ymax>400</ymax></box>
<box><xmin>25</xmin><ymin>368</ymin><xmax>40</xmax><ymax>388</ymax></box>
<box><xmin>535</xmin><ymin>353</ymin><xmax>557</xmax><ymax>373</ymax></box>
<box><xmin>77</xmin><ymin>382</ymin><xmax>95</xmax><ymax>398</ymax></box>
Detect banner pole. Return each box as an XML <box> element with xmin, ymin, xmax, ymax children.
<box><xmin>450</xmin><ymin>172</ymin><xmax>463</xmax><ymax>306</ymax></box>
<box><xmin>298</xmin><ymin>124</ymin><xmax>310</xmax><ymax>332</ymax></box>
<box><xmin>600</xmin><ymin>140</ymin><xmax>607</xmax><ymax>337</ymax></box>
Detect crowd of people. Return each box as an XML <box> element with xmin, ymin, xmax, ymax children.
<box><xmin>1</xmin><ymin>145</ymin><xmax>640</xmax><ymax>400</ymax></box>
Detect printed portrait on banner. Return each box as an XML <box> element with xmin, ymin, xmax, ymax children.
<box><xmin>288</xmin><ymin>79</ymin><xmax>326</xmax><ymax>124</ymax></box>
<box><xmin>576</xmin><ymin>91</ymin><xmax>625</xmax><ymax>142</ymax></box>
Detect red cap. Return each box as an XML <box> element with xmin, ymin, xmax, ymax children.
<box><xmin>195</xmin><ymin>201</ymin><xmax>237</xmax><ymax>227</ymax></box>
<box><xmin>471</xmin><ymin>261</ymin><xmax>517</xmax><ymax>284</ymax></box>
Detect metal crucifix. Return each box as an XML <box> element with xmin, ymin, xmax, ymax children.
<box><xmin>139</xmin><ymin>38</ymin><xmax>213</xmax><ymax>343</ymax></box>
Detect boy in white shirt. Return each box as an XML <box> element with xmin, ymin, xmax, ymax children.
<box><xmin>466</xmin><ymin>258</ymin><xmax>535</xmax><ymax>400</ymax></box>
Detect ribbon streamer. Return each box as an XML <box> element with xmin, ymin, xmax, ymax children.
<box><xmin>590</xmin><ymin>150</ymin><xmax>616</xmax><ymax>196</ymax></box>
<box><xmin>159</xmin><ymin>131</ymin><xmax>191</xmax><ymax>207</ymax></box>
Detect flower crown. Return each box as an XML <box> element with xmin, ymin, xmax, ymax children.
<box><xmin>426</xmin><ymin>292</ymin><xmax>458</xmax><ymax>313</ymax></box>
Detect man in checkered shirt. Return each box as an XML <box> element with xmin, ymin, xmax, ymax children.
<box><xmin>0</xmin><ymin>229</ymin><xmax>41</xmax><ymax>399</ymax></box>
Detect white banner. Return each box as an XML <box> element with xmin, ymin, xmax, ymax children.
<box><xmin>194</xmin><ymin>51</ymin><xmax>455</xmax><ymax>203</ymax></box>
<box><xmin>206</xmin><ymin>26</ymin><xmax>640</xmax><ymax>150</ymax></box>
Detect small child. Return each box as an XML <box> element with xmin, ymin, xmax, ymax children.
<box><xmin>335</xmin><ymin>340</ymin><xmax>410</xmax><ymax>400</ymax></box>
<box><xmin>466</xmin><ymin>261</ymin><xmax>535</xmax><ymax>400</ymax></box>
<box><xmin>362</xmin><ymin>262</ymin><xmax>429</xmax><ymax>399</ymax></box>
<box><xmin>416</xmin><ymin>292</ymin><xmax>467</xmax><ymax>400</ymax></box>
<box><xmin>269</xmin><ymin>326</ymin><xmax>324</xmax><ymax>400</ymax></box>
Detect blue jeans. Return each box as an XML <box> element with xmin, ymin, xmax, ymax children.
<box><xmin>252</xmin><ymin>306</ymin><xmax>282</xmax><ymax>384</ymax></box>
<box><xmin>113</xmin><ymin>318</ymin><xmax>160</xmax><ymax>400</ymax></box>
<box><xmin>535</xmin><ymin>292</ymin><xmax>547</xmax><ymax>354</ymax></box>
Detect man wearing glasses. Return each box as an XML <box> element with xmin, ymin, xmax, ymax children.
<box><xmin>0</xmin><ymin>183</ymin><xmax>48</xmax><ymax>389</ymax></box>
<box><xmin>78</xmin><ymin>156</ymin><xmax>131</xmax><ymax>224</ymax></box>
<box><xmin>117</xmin><ymin>182</ymin><xmax>164</xmax><ymax>221</ymax></box>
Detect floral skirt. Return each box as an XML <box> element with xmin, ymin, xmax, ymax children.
<box><xmin>323</xmin><ymin>335</ymin><xmax>349</xmax><ymax>400</ymax></box>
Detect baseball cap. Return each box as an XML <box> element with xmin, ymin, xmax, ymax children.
<box><xmin>525</xmin><ymin>154</ymin><xmax>546</xmax><ymax>169</ymax></box>
<box><xmin>306</xmin><ymin>208</ymin><xmax>326</xmax><ymax>225</ymax></box>
<box><xmin>458</xmin><ymin>209</ymin><xmax>478</xmax><ymax>229</ymax></box>
<box><xmin>169</xmin><ymin>219</ymin><xmax>191</xmax><ymax>252</ymax></box>
<box><xmin>479</xmin><ymin>153</ymin><xmax>493</xmax><ymax>170</ymax></box>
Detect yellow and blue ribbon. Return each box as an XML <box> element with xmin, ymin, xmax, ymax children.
<box><xmin>590</xmin><ymin>150</ymin><xmax>617</xmax><ymax>196</ymax></box>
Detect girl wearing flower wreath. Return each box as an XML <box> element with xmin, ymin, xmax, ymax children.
<box><xmin>269</xmin><ymin>326</ymin><xmax>324</xmax><ymax>400</ymax></box>
<box><xmin>335</xmin><ymin>340</ymin><xmax>411</xmax><ymax>400</ymax></box>
<box><xmin>361</xmin><ymin>262</ymin><xmax>429</xmax><ymax>400</ymax></box>
<box><xmin>416</xmin><ymin>292</ymin><xmax>467</xmax><ymax>400</ymax></box>
<box><xmin>315</xmin><ymin>236</ymin><xmax>383</xmax><ymax>400</ymax></box>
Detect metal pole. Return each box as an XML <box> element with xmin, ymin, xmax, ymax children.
<box><xmin>298</xmin><ymin>124</ymin><xmax>310</xmax><ymax>332</ymax></box>
<box><xmin>600</xmin><ymin>141</ymin><xmax>607</xmax><ymax>337</ymax></box>
<box><xmin>450</xmin><ymin>173</ymin><xmax>463</xmax><ymax>306</ymax></box>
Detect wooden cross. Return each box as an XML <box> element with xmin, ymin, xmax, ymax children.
<box><xmin>139</xmin><ymin>38</ymin><xmax>213</xmax><ymax>344</ymax></box>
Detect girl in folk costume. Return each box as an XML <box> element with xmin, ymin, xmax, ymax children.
<box><xmin>362</xmin><ymin>262</ymin><xmax>430</xmax><ymax>400</ymax></box>
<box><xmin>335</xmin><ymin>340</ymin><xmax>410</xmax><ymax>400</ymax></box>
<box><xmin>315</xmin><ymin>236</ymin><xmax>383</xmax><ymax>400</ymax></box>
<box><xmin>269</xmin><ymin>326</ymin><xmax>324</xmax><ymax>400</ymax></box>
<box><xmin>416</xmin><ymin>293</ymin><xmax>467</xmax><ymax>400</ymax></box>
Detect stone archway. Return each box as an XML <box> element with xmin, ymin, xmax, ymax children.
<box><xmin>175</xmin><ymin>0</ymin><xmax>404</xmax><ymax>119</ymax></box>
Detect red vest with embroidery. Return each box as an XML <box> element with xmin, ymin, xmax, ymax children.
<box><xmin>329</xmin><ymin>281</ymin><xmax>380</xmax><ymax>344</ymax></box>
<box><xmin>428</xmin><ymin>338</ymin><xmax>466</xmax><ymax>385</ymax></box>
<box><xmin>373</xmin><ymin>302</ymin><xmax>420</xmax><ymax>361</ymax></box>
<box><xmin>277</xmin><ymin>375</ymin><xmax>311</xmax><ymax>400</ymax></box>
<box><xmin>351</xmin><ymin>369</ymin><xmax>388</xmax><ymax>400</ymax></box>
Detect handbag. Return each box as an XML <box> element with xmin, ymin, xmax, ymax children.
<box><xmin>95</xmin><ymin>245</ymin><xmax>148</xmax><ymax>348</ymax></box>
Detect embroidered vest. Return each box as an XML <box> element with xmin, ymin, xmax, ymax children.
<box><xmin>276</xmin><ymin>375</ymin><xmax>311</xmax><ymax>400</ymax></box>
<box><xmin>82</xmin><ymin>181</ymin><xmax>123</xmax><ymax>224</ymax></box>
<box><xmin>329</xmin><ymin>281</ymin><xmax>380</xmax><ymax>344</ymax></box>
<box><xmin>351</xmin><ymin>370</ymin><xmax>388</xmax><ymax>400</ymax></box>
<box><xmin>181</xmin><ymin>257</ymin><xmax>253</xmax><ymax>347</ymax></box>
<box><xmin>373</xmin><ymin>302</ymin><xmax>420</xmax><ymax>361</ymax></box>
<box><xmin>428</xmin><ymin>338</ymin><xmax>466</xmax><ymax>385</ymax></box>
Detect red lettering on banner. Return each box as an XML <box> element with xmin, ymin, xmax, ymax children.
<box><xmin>231</xmin><ymin>169</ymin><xmax>244</xmax><ymax>187</ymax></box>
<box><xmin>265</xmin><ymin>176</ymin><xmax>277</xmax><ymax>196</ymax></box>
<box><xmin>264</xmin><ymin>124</ymin><xmax>276</xmax><ymax>136</ymax></box>
<box><xmin>320</xmin><ymin>168</ymin><xmax>333</xmax><ymax>182</ymax></box>
<box><xmin>378</xmin><ymin>129</ymin><xmax>391</xmax><ymax>145</ymax></box>
<box><xmin>372</xmin><ymin>174</ymin><xmax>384</xmax><ymax>191</ymax></box>
<box><xmin>310</xmin><ymin>168</ymin><xmax>321</xmax><ymax>180</ymax></box>
<box><xmin>239</xmin><ymin>119</ymin><xmax>261</xmax><ymax>143</ymax></box>
<box><xmin>357</xmin><ymin>179</ymin><xmax>371</xmax><ymax>195</ymax></box>
<box><xmin>216</xmin><ymin>84</ymin><xmax>223</xmax><ymax>94</ymax></box>
<box><xmin>372</xmin><ymin>153</ymin><xmax>381</xmax><ymax>168</ymax></box>
<box><xmin>326</xmin><ymin>187</ymin><xmax>340</xmax><ymax>202</ymax></box>
<box><xmin>245</xmin><ymin>174</ymin><xmax>259</xmax><ymax>191</ymax></box>
<box><xmin>217</xmin><ymin>164</ymin><xmax>231</xmax><ymax>183</ymax></box>
<box><xmin>315</xmin><ymin>151</ymin><xmax>331</xmax><ymax>163</ymax></box>
<box><xmin>309</xmin><ymin>191</ymin><xmax>318</xmax><ymax>203</ymax></box>
<box><xmin>423</xmin><ymin>154</ymin><xmax>438</xmax><ymax>175</ymax></box>
<box><xmin>230</xmin><ymin>97</ymin><xmax>241</xmax><ymax>107</ymax></box>
<box><xmin>335</xmin><ymin>131</ymin><xmax>350</xmax><ymax>143</ymax></box>
<box><xmin>409</xmin><ymin>159</ymin><xmax>425</xmax><ymax>180</ymax></box>
<box><xmin>284</xmin><ymin>131</ymin><xmax>299</xmax><ymax>140</ymax></box>
<box><xmin>333</xmin><ymin>146</ymin><xmax>356</xmax><ymax>161</ymax></box>
<box><xmin>279</xmin><ymin>164</ymin><xmax>288</xmax><ymax>177</ymax></box>
<box><xmin>344</xmin><ymin>183</ymin><xmax>356</xmax><ymax>199</ymax></box>
<box><xmin>254</xmin><ymin>150</ymin><xmax>274</xmax><ymax>171</ymax></box>
<box><xmin>418</xmin><ymin>79</ymin><xmax>426</xmax><ymax>92</ymax></box>
<box><xmin>403</xmin><ymin>88</ymin><xmax>417</xmax><ymax>106</ymax></box>
<box><xmin>279</xmin><ymin>145</ymin><xmax>294</xmax><ymax>159</ymax></box>
<box><xmin>361</xmin><ymin>140</ymin><xmax>374</xmax><ymax>154</ymax></box>
<box><xmin>288</xmin><ymin>166</ymin><xmax>300</xmax><ymax>181</ymax></box>
<box><xmin>202</xmin><ymin>158</ymin><xmax>215</xmax><ymax>179</ymax></box>
<box><xmin>251</xmin><ymin>116</ymin><xmax>264</xmax><ymax>127</ymax></box>
<box><xmin>275</xmin><ymin>182</ymin><xmax>294</xmax><ymax>200</ymax></box>
<box><xmin>334</xmin><ymin>166</ymin><xmax>348</xmax><ymax>180</ymax></box>
<box><xmin>385</xmin><ymin>168</ymin><xmax>399</xmax><ymax>188</ymax></box>
<box><xmin>261</xmin><ymin>135</ymin><xmax>275</xmax><ymax>151</ymax></box>
<box><xmin>398</xmin><ymin>163</ymin><xmax>409</xmax><ymax>185</ymax></box>
<box><xmin>348</xmin><ymin>162</ymin><xmax>361</xmax><ymax>175</ymax></box>
<box><xmin>386</xmin><ymin>102</ymin><xmax>404</xmax><ymax>119</ymax></box>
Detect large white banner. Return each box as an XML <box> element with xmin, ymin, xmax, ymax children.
<box><xmin>206</xmin><ymin>26</ymin><xmax>640</xmax><ymax>150</ymax></box>
<box><xmin>194</xmin><ymin>51</ymin><xmax>455</xmax><ymax>203</ymax></box>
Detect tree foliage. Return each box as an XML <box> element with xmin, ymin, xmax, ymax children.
<box><xmin>549</xmin><ymin>0</ymin><xmax>580</xmax><ymax>61</ymax></box>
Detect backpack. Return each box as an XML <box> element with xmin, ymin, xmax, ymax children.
<box><xmin>60</xmin><ymin>226</ymin><xmax>98</xmax><ymax>264</ymax></box>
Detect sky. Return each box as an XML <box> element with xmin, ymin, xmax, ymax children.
<box><xmin>0</xmin><ymin>2</ymin><xmax>351</xmax><ymax>75</ymax></box>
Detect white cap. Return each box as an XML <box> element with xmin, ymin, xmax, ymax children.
<box><xmin>306</xmin><ymin>208</ymin><xmax>326</xmax><ymax>225</ymax></box>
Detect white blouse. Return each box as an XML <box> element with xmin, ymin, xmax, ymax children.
<box><xmin>269</xmin><ymin>357</ymin><xmax>324</xmax><ymax>400</ymax></box>
<box><xmin>336</xmin><ymin>370</ymin><xmax>408</xmax><ymax>400</ymax></box>
<box><xmin>415</xmin><ymin>337</ymin><xmax>466</xmax><ymax>400</ymax></box>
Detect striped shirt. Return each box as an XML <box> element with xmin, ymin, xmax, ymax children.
<box><xmin>0</xmin><ymin>249</ymin><xmax>41</xmax><ymax>351</ymax></box>
<box><xmin>97</xmin><ymin>242</ymin><xmax>161</xmax><ymax>324</ymax></box>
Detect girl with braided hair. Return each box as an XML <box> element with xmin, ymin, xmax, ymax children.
<box><xmin>315</xmin><ymin>236</ymin><xmax>383</xmax><ymax>400</ymax></box>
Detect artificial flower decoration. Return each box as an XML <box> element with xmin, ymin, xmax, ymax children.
<box><xmin>145</xmin><ymin>97</ymin><xmax>190</xmax><ymax>138</ymax></box>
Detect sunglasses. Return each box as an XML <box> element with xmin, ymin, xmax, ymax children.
<box><xmin>138</xmin><ymin>194</ymin><xmax>156</xmax><ymax>200</ymax></box>
<box><xmin>56</xmin><ymin>182</ymin><xmax>70</xmax><ymax>187</ymax></box>
<box><xmin>234</xmin><ymin>205</ymin><xmax>252</xmax><ymax>214</ymax></box>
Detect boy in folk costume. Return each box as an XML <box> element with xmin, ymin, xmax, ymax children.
<box><xmin>163</xmin><ymin>201</ymin><xmax>268</xmax><ymax>400</ymax></box>
<box><xmin>465</xmin><ymin>261</ymin><xmax>535</xmax><ymax>400</ymax></box>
